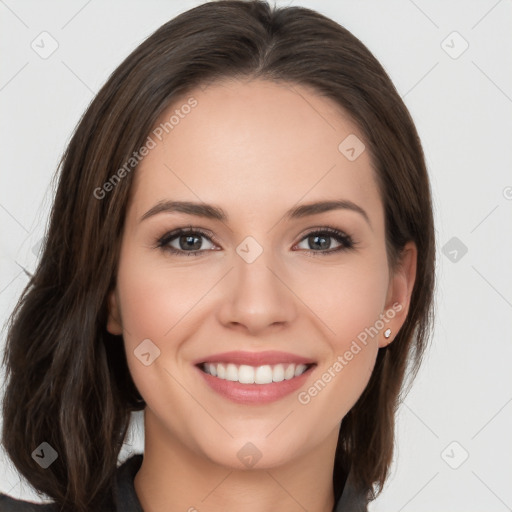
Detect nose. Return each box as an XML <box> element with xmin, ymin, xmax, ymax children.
<box><xmin>216</xmin><ymin>248</ymin><xmax>298</xmax><ymax>336</ymax></box>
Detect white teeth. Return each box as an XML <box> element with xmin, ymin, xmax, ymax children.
<box><xmin>202</xmin><ymin>362</ymin><xmax>310</xmax><ymax>384</ymax></box>
<box><xmin>294</xmin><ymin>364</ymin><xmax>307</xmax><ymax>377</ymax></box>
<box><xmin>226</xmin><ymin>363</ymin><xmax>238</xmax><ymax>381</ymax></box>
<box><xmin>284</xmin><ymin>364</ymin><xmax>295</xmax><ymax>380</ymax></box>
<box><xmin>255</xmin><ymin>365</ymin><xmax>273</xmax><ymax>384</ymax></box>
<box><xmin>217</xmin><ymin>363</ymin><xmax>226</xmax><ymax>379</ymax></box>
<box><xmin>238</xmin><ymin>365</ymin><xmax>254</xmax><ymax>384</ymax></box>
<box><xmin>272</xmin><ymin>364</ymin><xmax>285</xmax><ymax>382</ymax></box>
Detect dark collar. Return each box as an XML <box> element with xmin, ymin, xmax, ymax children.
<box><xmin>115</xmin><ymin>454</ymin><xmax>368</xmax><ymax>512</ymax></box>
<box><xmin>114</xmin><ymin>454</ymin><xmax>144</xmax><ymax>511</ymax></box>
<box><xmin>334</xmin><ymin>465</ymin><xmax>369</xmax><ymax>512</ymax></box>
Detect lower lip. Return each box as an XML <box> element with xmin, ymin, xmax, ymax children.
<box><xmin>195</xmin><ymin>365</ymin><xmax>315</xmax><ymax>405</ymax></box>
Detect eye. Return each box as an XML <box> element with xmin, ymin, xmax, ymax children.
<box><xmin>294</xmin><ymin>227</ymin><xmax>355</xmax><ymax>255</ymax></box>
<box><xmin>156</xmin><ymin>225</ymin><xmax>356</xmax><ymax>257</ymax></box>
<box><xmin>157</xmin><ymin>228</ymin><xmax>217</xmax><ymax>257</ymax></box>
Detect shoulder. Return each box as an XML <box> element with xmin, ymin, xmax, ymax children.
<box><xmin>0</xmin><ymin>493</ymin><xmax>58</xmax><ymax>511</ymax></box>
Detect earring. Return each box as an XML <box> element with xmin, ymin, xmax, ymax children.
<box><xmin>384</xmin><ymin>328</ymin><xmax>391</xmax><ymax>339</ymax></box>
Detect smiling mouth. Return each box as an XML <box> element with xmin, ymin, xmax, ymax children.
<box><xmin>198</xmin><ymin>362</ymin><xmax>316</xmax><ymax>385</ymax></box>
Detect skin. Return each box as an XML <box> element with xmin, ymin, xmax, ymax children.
<box><xmin>107</xmin><ymin>78</ymin><xmax>416</xmax><ymax>512</ymax></box>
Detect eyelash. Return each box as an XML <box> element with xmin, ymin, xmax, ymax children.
<box><xmin>156</xmin><ymin>225</ymin><xmax>356</xmax><ymax>257</ymax></box>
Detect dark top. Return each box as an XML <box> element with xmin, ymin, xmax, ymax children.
<box><xmin>0</xmin><ymin>454</ymin><xmax>369</xmax><ymax>511</ymax></box>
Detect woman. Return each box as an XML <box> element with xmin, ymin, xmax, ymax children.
<box><xmin>0</xmin><ymin>1</ymin><xmax>435</xmax><ymax>511</ymax></box>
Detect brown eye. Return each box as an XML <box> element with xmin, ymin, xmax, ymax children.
<box><xmin>295</xmin><ymin>228</ymin><xmax>354</xmax><ymax>254</ymax></box>
<box><xmin>157</xmin><ymin>229</ymin><xmax>217</xmax><ymax>256</ymax></box>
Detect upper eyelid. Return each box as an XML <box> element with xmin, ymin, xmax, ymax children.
<box><xmin>158</xmin><ymin>227</ymin><xmax>218</xmax><ymax>245</ymax></box>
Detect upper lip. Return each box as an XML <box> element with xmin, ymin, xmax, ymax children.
<box><xmin>194</xmin><ymin>350</ymin><xmax>316</xmax><ymax>367</ymax></box>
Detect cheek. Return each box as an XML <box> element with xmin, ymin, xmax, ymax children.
<box><xmin>298</xmin><ymin>252</ymin><xmax>389</xmax><ymax>346</ymax></box>
<box><xmin>113</xmin><ymin>241</ymin><xmax>238</xmax><ymax>402</ymax></box>
<box><xmin>294</xmin><ymin>257</ymin><xmax>387</xmax><ymax>417</ymax></box>
<box><xmin>114</xmin><ymin>250</ymin><xmax>202</xmax><ymax>413</ymax></box>
<box><xmin>115</xmin><ymin>248</ymin><xmax>210</xmax><ymax>347</ymax></box>
<box><xmin>297</xmin><ymin>272</ymin><xmax>384</xmax><ymax>423</ymax></box>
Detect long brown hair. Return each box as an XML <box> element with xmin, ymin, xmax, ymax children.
<box><xmin>1</xmin><ymin>1</ymin><xmax>435</xmax><ymax>510</ymax></box>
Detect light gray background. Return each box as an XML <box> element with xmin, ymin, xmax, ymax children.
<box><xmin>1</xmin><ymin>0</ymin><xmax>511</xmax><ymax>510</ymax></box>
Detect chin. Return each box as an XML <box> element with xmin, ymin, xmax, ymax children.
<box><xmin>194</xmin><ymin>432</ymin><xmax>307</xmax><ymax>470</ymax></box>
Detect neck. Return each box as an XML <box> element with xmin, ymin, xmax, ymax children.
<box><xmin>134</xmin><ymin>409</ymin><xmax>338</xmax><ymax>512</ymax></box>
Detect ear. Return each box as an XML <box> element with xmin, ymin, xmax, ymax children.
<box><xmin>379</xmin><ymin>241</ymin><xmax>417</xmax><ymax>348</ymax></box>
<box><xmin>106</xmin><ymin>289</ymin><xmax>123</xmax><ymax>335</ymax></box>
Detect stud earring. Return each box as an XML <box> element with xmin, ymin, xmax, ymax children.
<box><xmin>384</xmin><ymin>328</ymin><xmax>391</xmax><ymax>339</ymax></box>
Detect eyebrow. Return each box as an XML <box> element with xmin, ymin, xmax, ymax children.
<box><xmin>140</xmin><ymin>199</ymin><xmax>372</xmax><ymax>229</ymax></box>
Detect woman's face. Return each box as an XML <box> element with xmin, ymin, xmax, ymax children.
<box><xmin>108</xmin><ymin>78</ymin><xmax>415</xmax><ymax>469</ymax></box>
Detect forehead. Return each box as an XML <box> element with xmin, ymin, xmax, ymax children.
<box><xmin>130</xmin><ymin>78</ymin><xmax>382</xmax><ymax>226</ymax></box>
